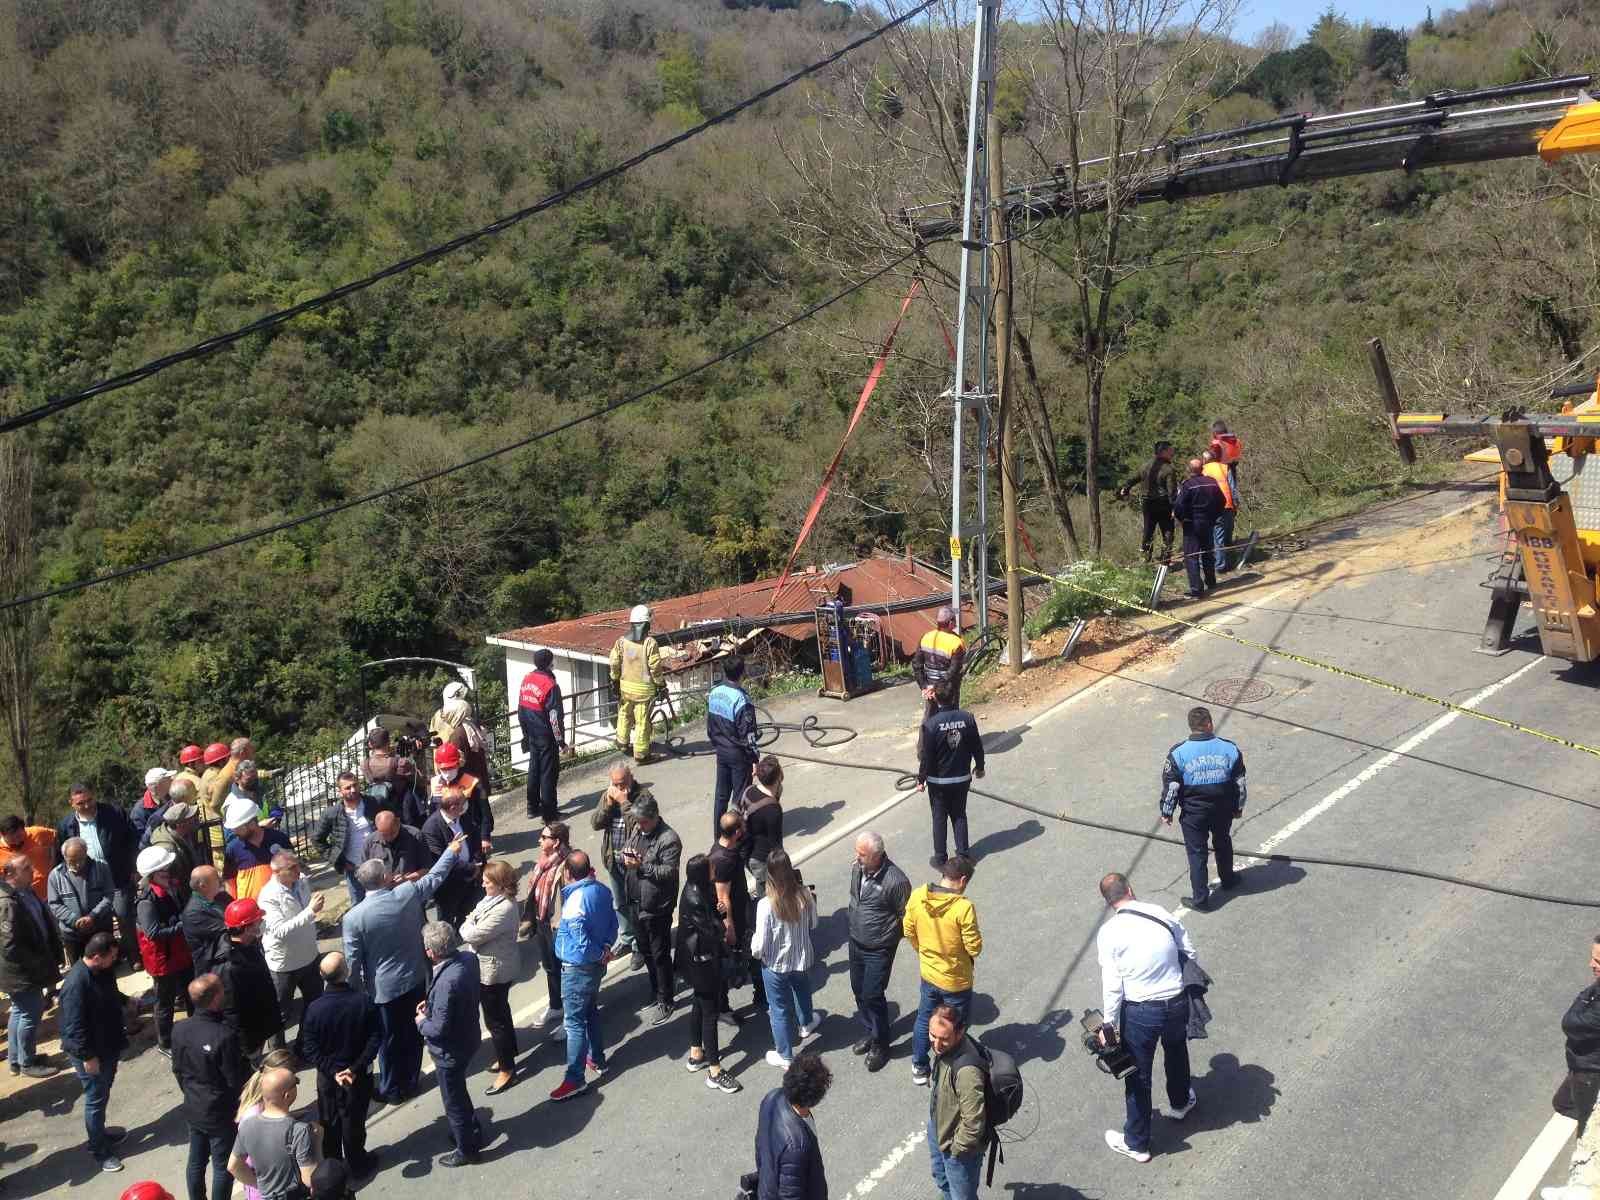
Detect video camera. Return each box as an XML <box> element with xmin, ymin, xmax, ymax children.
<box><xmin>1079</xmin><ymin>1008</ymin><xmax>1137</xmax><ymax>1079</ymax></box>
<box><xmin>393</xmin><ymin>732</ymin><xmax>430</xmax><ymax>757</ymax></box>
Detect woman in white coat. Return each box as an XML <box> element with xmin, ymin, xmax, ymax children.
<box><xmin>461</xmin><ymin>859</ymin><xmax>522</xmax><ymax>1094</ymax></box>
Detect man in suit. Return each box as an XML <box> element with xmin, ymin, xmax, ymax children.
<box><xmin>416</xmin><ymin>922</ymin><xmax>482</xmax><ymax>1167</ymax></box>
<box><xmin>421</xmin><ymin>792</ymin><xmax>484</xmax><ymax>930</ymax></box>
<box><xmin>341</xmin><ymin>835</ymin><xmax>462</xmax><ymax>1105</ymax></box>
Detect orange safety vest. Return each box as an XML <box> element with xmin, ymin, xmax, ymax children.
<box><xmin>1211</xmin><ymin>432</ymin><xmax>1242</xmax><ymax>464</ymax></box>
<box><xmin>916</xmin><ymin>628</ymin><xmax>965</xmax><ymax>685</ymax></box>
<box><xmin>1202</xmin><ymin>461</ymin><xmax>1234</xmax><ymax>509</ymax></box>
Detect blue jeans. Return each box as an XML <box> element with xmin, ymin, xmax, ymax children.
<box><xmin>927</xmin><ymin>1117</ymin><xmax>983</xmax><ymax>1200</ymax></box>
<box><xmin>761</xmin><ymin>967</ymin><xmax>815</xmax><ymax>1060</ymax></box>
<box><xmin>70</xmin><ymin>1052</ymin><xmax>119</xmax><ymax>1157</ymax></box>
<box><xmin>561</xmin><ymin>961</ymin><xmax>606</xmax><ymax>1086</ymax></box>
<box><xmin>1213</xmin><ymin>509</ymin><xmax>1235</xmax><ymax>571</ymax></box>
<box><xmin>1121</xmin><ymin>993</ymin><xmax>1191</xmax><ymax>1154</ymax></box>
<box><xmin>185</xmin><ymin>1128</ymin><xmax>232</xmax><ymax>1200</ymax></box>
<box><xmin>912</xmin><ymin>979</ymin><xmax>971</xmax><ymax>1073</ymax></box>
<box><xmin>7</xmin><ymin>986</ymin><xmax>43</xmax><ymax>1067</ymax></box>
<box><xmin>849</xmin><ymin>941</ymin><xmax>896</xmax><ymax>1048</ymax></box>
<box><xmin>343</xmin><ymin>868</ymin><xmax>366</xmax><ymax>908</ymax></box>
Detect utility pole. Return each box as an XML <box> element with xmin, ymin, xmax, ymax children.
<box><xmin>947</xmin><ymin>0</ymin><xmax>999</xmax><ymax>634</ymax></box>
<box><xmin>988</xmin><ymin>107</ymin><xmax>1022</xmax><ymax>674</ymax></box>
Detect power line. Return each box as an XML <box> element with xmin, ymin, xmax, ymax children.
<box><xmin>0</xmin><ymin>250</ymin><xmax>923</xmax><ymax>612</ymax></box>
<box><xmin>0</xmin><ymin>0</ymin><xmax>937</xmax><ymax>437</ymax></box>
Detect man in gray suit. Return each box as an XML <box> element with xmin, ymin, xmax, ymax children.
<box><xmin>342</xmin><ymin>834</ymin><xmax>462</xmax><ymax>1105</ymax></box>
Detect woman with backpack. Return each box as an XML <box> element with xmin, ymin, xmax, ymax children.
<box><xmin>750</xmin><ymin>850</ymin><xmax>819</xmax><ymax>1069</ymax></box>
<box><xmin>675</xmin><ymin>854</ymin><xmax>742</xmax><ymax>1095</ymax></box>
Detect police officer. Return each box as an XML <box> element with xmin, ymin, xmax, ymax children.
<box><xmin>518</xmin><ymin>648</ymin><xmax>568</xmax><ymax>824</ymax></box>
<box><xmin>913</xmin><ymin>607</ymin><xmax>965</xmax><ymax>720</ymax></box>
<box><xmin>610</xmin><ymin>604</ymin><xmax>664</xmax><ymax>763</ymax></box>
<box><xmin>707</xmin><ymin>656</ymin><xmax>760</xmax><ymax>841</ymax></box>
<box><xmin>1159</xmin><ymin>706</ymin><xmax>1245</xmax><ymax>911</ymax></box>
<box><xmin>916</xmin><ymin>682</ymin><xmax>984</xmax><ymax>870</ymax></box>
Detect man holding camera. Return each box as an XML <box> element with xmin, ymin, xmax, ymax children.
<box><xmin>1094</xmin><ymin>872</ymin><xmax>1197</xmax><ymax>1163</ymax></box>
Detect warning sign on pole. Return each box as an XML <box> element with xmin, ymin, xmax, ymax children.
<box><xmin>949</xmin><ymin>536</ymin><xmax>963</xmax><ymax>561</ymax></box>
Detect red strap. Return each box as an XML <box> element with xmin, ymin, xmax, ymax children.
<box><xmin>767</xmin><ymin>277</ymin><xmax>924</xmax><ymax>607</ymax></box>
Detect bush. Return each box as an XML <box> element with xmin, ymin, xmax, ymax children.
<box><xmin>1025</xmin><ymin>560</ymin><xmax>1154</xmax><ymax>637</ymax></box>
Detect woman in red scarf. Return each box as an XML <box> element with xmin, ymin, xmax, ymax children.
<box><xmin>519</xmin><ymin>821</ymin><xmax>572</xmax><ymax>1040</ymax></box>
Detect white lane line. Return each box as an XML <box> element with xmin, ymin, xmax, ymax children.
<box><xmin>843</xmin><ymin>1128</ymin><xmax>925</xmax><ymax>1198</ymax></box>
<box><xmin>1494</xmin><ymin>1114</ymin><xmax>1577</xmax><ymax>1200</ymax></box>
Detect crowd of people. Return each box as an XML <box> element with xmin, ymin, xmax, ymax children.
<box><xmin>1116</xmin><ymin>419</ymin><xmax>1244</xmax><ymax>599</ymax></box>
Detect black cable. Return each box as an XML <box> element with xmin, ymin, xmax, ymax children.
<box><xmin>0</xmin><ymin>250</ymin><xmax>922</xmax><ymax>611</ymax></box>
<box><xmin>0</xmin><ymin>0</ymin><xmax>938</xmax><ymax>437</ymax></box>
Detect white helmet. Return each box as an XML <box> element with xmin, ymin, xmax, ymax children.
<box><xmin>136</xmin><ymin>845</ymin><xmax>176</xmax><ymax>878</ymax></box>
<box><xmin>629</xmin><ymin>604</ymin><xmax>651</xmax><ymax>624</ymax></box>
<box><xmin>223</xmin><ymin>796</ymin><xmax>260</xmax><ymax>831</ymax></box>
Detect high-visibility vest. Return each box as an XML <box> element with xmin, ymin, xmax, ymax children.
<box><xmin>1203</xmin><ymin>461</ymin><xmax>1235</xmax><ymax>509</ymax></box>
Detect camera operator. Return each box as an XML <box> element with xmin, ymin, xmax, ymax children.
<box><xmin>1546</xmin><ymin>936</ymin><xmax>1600</xmax><ymax>1200</ymax></box>
<box><xmin>1093</xmin><ymin>872</ymin><xmax>1197</xmax><ymax>1164</ymax></box>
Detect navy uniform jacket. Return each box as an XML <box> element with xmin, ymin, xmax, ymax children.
<box><xmin>918</xmin><ymin>706</ymin><xmax>985</xmax><ymax>786</ymax></box>
<box><xmin>1173</xmin><ymin>475</ymin><xmax>1225</xmax><ymax>531</ymax></box>
<box><xmin>1161</xmin><ymin>733</ymin><xmax>1246</xmax><ymax>819</ymax></box>
<box><xmin>707</xmin><ymin>682</ymin><xmax>759</xmax><ymax>764</ymax></box>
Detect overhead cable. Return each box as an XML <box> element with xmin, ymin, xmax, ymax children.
<box><xmin>0</xmin><ymin>0</ymin><xmax>937</xmax><ymax>436</ymax></box>
<box><xmin>0</xmin><ymin>250</ymin><xmax>922</xmax><ymax>611</ymax></box>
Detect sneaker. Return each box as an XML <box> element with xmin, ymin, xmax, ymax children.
<box><xmin>928</xmin><ymin>855</ymin><xmax>947</xmax><ymax>870</ymax></box>
<box><xmin>1104</xmin><ymin>1130</ymin><xmax>1150</xmax><ymax>1163</ymax></box>
<box><xmin>651</xmin><ymin>1002</ymin><xmax>674</xmax><ymax>1026</ymax></box>
<box><xmin>865</xmin><ymin>1046</ymin><xmax>888</xmax><ymax>1073</ymax></box>
<box><xmin>549</xmin><ymin>1079</ymin><xmax>588</xmax><ymax>1102</ymax></box>
<box><xmin>798</xmin><ymin>1013</ymin><xmax>823</xmax><ymax>1040</ymax></box>
<box><xmin>155</xmin><ymin>1045</ymin><xmax>172</xmax><ymax>1059</ymax></box>
<box><xmin>764</xmin><ymin>1050</ymin><xmax>792</xmax><ymax>1069</ymax></box>
<box><xmin>1166</xmin><ymin>1088</ymin><xmax>1198</xmax><ymax>1120</ymax></box>
<box><xmin>685</xmin><ymin>1054</ymin><xmax>710</xmax><ymax>1073</ymax></box>
<box><xmin>439</xmin><ymin>1150</ymin><xmax>477</xmax><ymax>1168</ymax></box>
<box><xmin>706</xmin><ymin>1071</ymin><xmax>743</xmax><ymax>1094</ymax></box>
<box><xmin>540</xmin><ymin>1009</ymin><xmax>563</xmax><ymax>1029</ymax></box>
<box><xmin>911</xmin><ymin>1066</ymin><xmax>930</xmax><ymax>1087</ymax></box>
<box><xmin>99</xmin><ymin>1156</ymin><xmax>125</xmax><ymax>1173</ymax></box>
<box><xmin>586</xmin><ymin>1057</ymin><xmax>606</xmax><ymax>1076</ymax></box>
<box><xmin>20</xmin><ymin>1062</ymin><xmax>58</xmax><ymax>1078</ymax></box>
<box><xmin>851</xmin><ymin>1038</ymin><xmax>873</xmax><ymax>1056</ymax></box>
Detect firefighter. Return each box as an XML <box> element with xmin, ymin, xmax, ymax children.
<box><xmin>912</xmin><ymin>607</ymin><xmax>966</xmax><ymax>719</ymax></box>
<box><xmin>518</xmin><ymin>648</ymin><xmax>569</xmax><ymax>824</ymax></box>
<box><xmin>610</xmin><ymin>604</ymin><xmax>663</xmax><ymax>763</ymax></box>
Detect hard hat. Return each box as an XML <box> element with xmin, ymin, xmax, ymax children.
<box><xmin>224</xmin><ymin>897</ymin><xmax>263</xmax><ymax>929</ymax></box>
<box><xmin>434</xmin><ymin>742</ymin><xmax>462</xmax><ymax>770</ymax></box>
<box><xmin>144</xmin><ymin>766</ymin><xmax>175</xmax><ymax>789</ymax></box>
<box><xmin>223</xmin><ymin>796</ymin><xmax>260</xmax><ymax>831</ymax></box>
<box><xmin>179</xmin><ymin>744</ymin><xmax>203</xmax><ymax>766</ymax></box>
<box><xmin>936</xmin><ymin>605</ymin><xmax>956</xmax><ymax>627</ymax></box>
<box><xmin>136</xmin><ymin>845</ymin><xmax>176</xmax><ymax>878</ymax></box>
<box><xmin>629</xmin><ymin>604</ymin><xmax>651</xmax><ymax>624</ymax></box>
<box><xmin>121</xmin><ymin>1183</ymin><xmax>176</xmax><ymax>1200</ymax></box>
<box><xmin>202</xmin><ymin>741</ymin><xmax>231</xmax><ymax>766</ymax></box>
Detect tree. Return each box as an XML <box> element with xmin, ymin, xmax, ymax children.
<box><xmin>0</xmin><ymin>421</ymin><xmax>46</xmax><ymax>821</ymax></box>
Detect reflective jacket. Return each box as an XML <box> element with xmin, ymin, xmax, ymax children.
<box><xmin>517</xmin><ymin>668</ymin><xmax>565</xmax><ymax>743</ymax></box>
<box><xmin>610</xmin><ymin>635</ymin><xmax>663</xmax><ymax>701</ymax></box>
<box><xmin>707</xmin><ymin>682</ymin><xmax>759</xmax><ymax>763</ymax></box>
<box><xmin>1202</xmin><ymin>461</ymin><xmax>1235</xmax><ymax>509</ymax></box>
<box><xmin>1210</xmin><ymin>432</ymin><xmax>1243</xmax><ymax>464</ymax></box>
<box><xmin>1161</xmin><ymin>733</ymin><xmax>1247</xmax><ymax>818</ymax></box>
<box><xmin>913</xmin><ymin>629</ymin><xmax>966</xmax><ymax>691</ymax></box>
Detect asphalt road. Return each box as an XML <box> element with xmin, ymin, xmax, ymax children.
<box><xmin>8</xmin><ymin>477</ymin><xmax>1598</xmax><ymax>1200</ymax></box>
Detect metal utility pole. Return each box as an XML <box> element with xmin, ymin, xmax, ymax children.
<box><xmin>988</xmin><ymin>107</ymin><xmax>1022</xmax><ymax>674</ymax></box>
<box><xmin>947</xmin><ymin>0</ymin><xmax>999</xmax><ymax>633</ymax></box>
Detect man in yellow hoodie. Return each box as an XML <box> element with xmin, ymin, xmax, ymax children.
<box><xmin>903</xmin><ymin>855</ymin><xmax>982</xmax><ymax>1087</ymax></box>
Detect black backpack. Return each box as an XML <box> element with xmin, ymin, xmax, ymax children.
<box><xmin>951</xmin><ymin>1036</ymin><xmax>1025</xmax><ymax>1185</ymax></box>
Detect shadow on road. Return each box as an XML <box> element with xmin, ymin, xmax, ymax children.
<box><xmin>982</xmin><ymin>1009</ymin><xmax>1073</xmax><ymax>1066</ymax></box>
<box><xmin>787</xmin><ymin>800</ymin><xmax>847</xmax><ymax>838</ymax></box>
<box><xmin>970</xmin><ymin>819</ymin><xmax>1045</xmax><ymax>861</ymax></box>
<box><xmin>1167</xmin><ymin>1052</ymin><xmax>1279</xmax><ymax>1145</ymax></box>
<box><xmin>1002</xmin><ymin>1184</ymin><xmax>1096</xmax><ymax>1200</ymax></box>
<box><xmin>1209</xmin><ymin>860</ymin><xmax>1306</xmax><ymax>908</ymax></box>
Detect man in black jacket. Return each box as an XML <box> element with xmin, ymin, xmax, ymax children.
<box><xmin>756</xmin><ymin>1054</ymin><xmax>832</xmax><ymax>1200</ymax></box>
<box><xmin>59</xmin><ymin>932</ymin><xmax>132</xmax><ymax>1173</ymax></box>
<box><xmin>1117</xmin><ymin>440</ymin><xmax>1179</xmax><ymax>564</ymax></box>
<box><xmin>182</xmin><ymin>865</ymin><xmax>230</xmax><ymax>977</ymax></box>
<box><xmin>421</xmin><ymin>791</ymin><xmax>486</xmax><ymax>930</ymax></box>
<box><xmin>847</xmin><ymin>831</ymin><xmax>911</xmax><ymax>1074</ymax></box>
<box><xmin>299</xmin><ymin>952</ymin><xmax>382</xmax><ymax>1179</ymax></box>
<box><xmin>214</xmin><ymin>896</ymin><xmax>286</xmax><ymax>1060</ymax></box>
<box><xmin>361</xmin><ymin>812</ymin><xmax>428</xmax><ymax>883</ymax></box>
<box><xmin>314</xmin><ymin>774</ymin><xmax>379</xmax><ymax>908</ymax></box>
<box><xmin>916</xmin><ymin>683</ymin><xmax>985</xmax><ymax>870</ymax></box>
<box><xmin>171</xmin><ymin>972</ymin><xmax>250</xmax><ymax>1200</ymax></box>
<box><xmin>517</xmin><ymin>647</ymin><xmax>568</xmax><ymax>824</ymax></box>
<box><xmin>1551</xmin><ymin>937</ymin><xmax>1600</xmax><ymax>1200</ymax></box>
<box><xmin>0</xmin><ymin>855</ymin><xmax>62</xmax><ymax>1077</ymax></box>
<box><xmin>55</xmin><ymin>784</ymin><xmax>140</xmax><ymax>967</ymax></box>
<box><xmin>621</xmin><ymin>795</ymin><xmax>682</xmax><ymax>1025</ymax></box>
<box><xmin>1173</xmin><ymin>458</ymin><xmax>1224</xmax><ymax>600</ymax></box>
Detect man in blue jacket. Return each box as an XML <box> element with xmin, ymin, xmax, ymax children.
<box><xmin>60</xmin><ymin>931</ymin><xmax>132</xmax><ymax>1173</ymax></box>
<box><xmin>342</xmin><ymin>833</ymin><xmax>462</xmax><ymax>1105</ymax></box>
<box><xmin>416</xmin><ymin>921</ymin><xmax>483</xmax><ymax>1167</ymax></box>
<box><xmin>1160</xmin><ymin>706</ymin><xmax>1247</xmax><ymax>911</ymax></box>
<box><xmin>756</xmin><ymin>1053</ymin><xmax>832</xmax><ymax>1200</ymax></box>
<box><xmin>707</xmin><ymin>656</ymin><xmax>760</xmax><ymax>841</ymax></box>
<box><xmin>550</xmin><ymin>850</ymin><xmax>619</xmax><ymax>1102</ymax></box>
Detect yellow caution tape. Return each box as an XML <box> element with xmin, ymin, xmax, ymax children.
<box><xmin>1025</xmin><ymin>564</ymin><xmax>1600</xmax><ymax>760</ymax></box>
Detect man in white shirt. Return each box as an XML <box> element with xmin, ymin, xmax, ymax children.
<box><xmin>258</xmin><ymin>850</ymin><xmax>325</xmax><ymax>1034</ymax></box>
<box><xmin>1093</xmin><ymin>872</ymin><xmax>1197</xmax><ymax>1164</ymax></box>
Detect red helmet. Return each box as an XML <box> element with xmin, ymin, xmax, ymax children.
<box><xmin>434</xmin><ymin>743</ymin><xmax>462</xmax><ymax>770</ymax></box>
<box><xmin>202</xmin><ymin>741</ymin><xmax>231</xmax><ymax>766</ymax></box>
<box><xmin>179</xmin><ymin>744</ymin><xmax>203</xmax><ymax>766</ymax></box>
<box><xmin>224</xmin><ymin>897</ymin><xmax>263</xmax><ymax>929</ymax></box>
<box><xmin>121</xmin><ymin>1184</ymin><xmax>176</xmax><ymax>1200</ymax></box>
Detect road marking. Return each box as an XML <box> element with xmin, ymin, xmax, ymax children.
<box><xmin>1494</xmin><ymin>1113</ymin><xmax>1576</xmax><ymax>1200</ymax></box>
<box><xmin>842</xmin><ymin>1128</ymin><xmax>925</xmax><ymax>1198</ymax></box>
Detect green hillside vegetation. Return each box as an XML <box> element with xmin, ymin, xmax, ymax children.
<box><xmin>0</xmin><ymin>0</ymin><xmax>1595</xmax><ymax>817</ymax></box>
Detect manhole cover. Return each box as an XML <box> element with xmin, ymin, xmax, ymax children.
<box><xmin>1203</xmin><ymin>677</ymin><xmax>1274</xmax><ymax>704</ymax></box>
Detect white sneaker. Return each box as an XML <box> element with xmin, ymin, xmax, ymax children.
<box><xmin>1166</xmin><ymin>1088</ymin><xmax>1198</xmax><ymax>1120</ymax></box>
<box><xmin>765</xmin><ymin>1050</ymin><xmax>792</xmax><ymax>1069</ymax></box>
<box><xmin>1104</xmin><ymin>1130</ymin><xmax>1151</xmax><ymax>1163</ymax></box>
<box><xmin>798</xmin><ymin>1013</ymin><xmax>823</xmax><ymax>1040</ymax></box>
